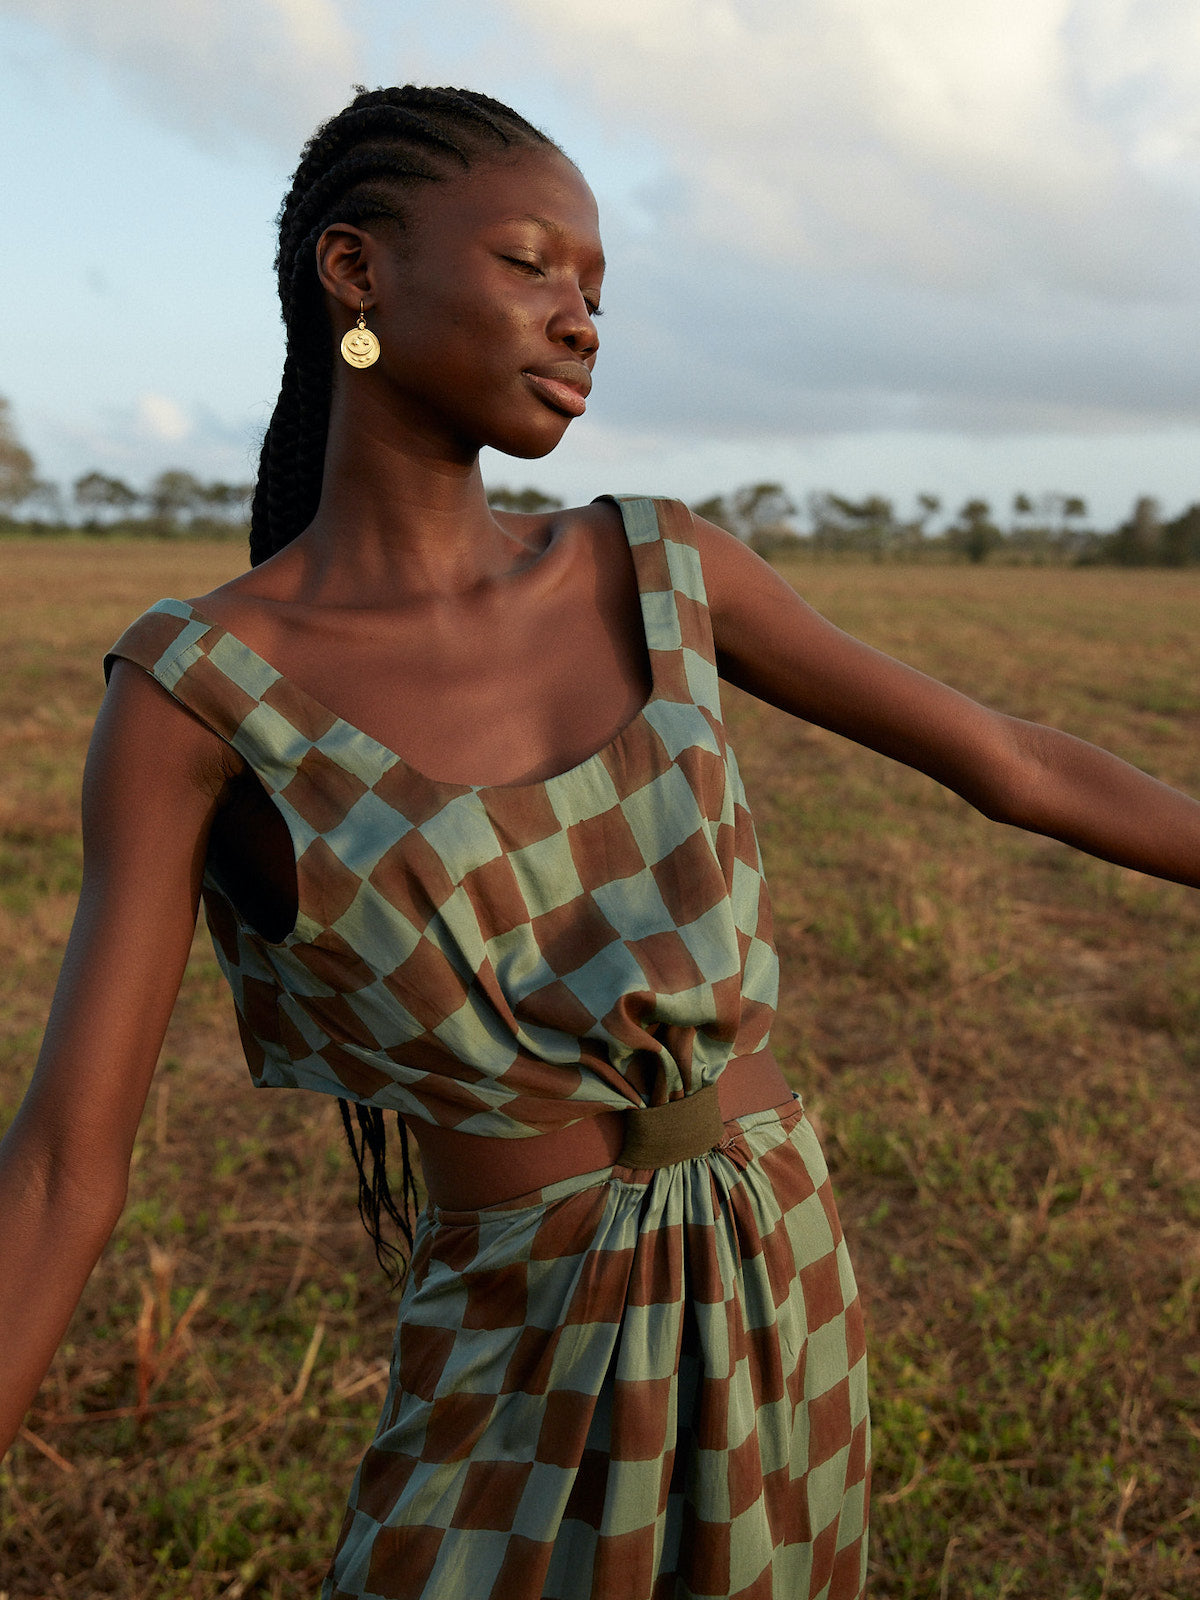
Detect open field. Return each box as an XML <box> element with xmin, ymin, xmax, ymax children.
<box><xmin>2</xmin><ymin>538</ymin><xmax>1199</xmax><ymax>1599</ymax></box>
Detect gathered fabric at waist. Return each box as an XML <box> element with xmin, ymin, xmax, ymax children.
<box><xmin>408</xmin><ymin>1048</ymin><xmax>795</xmax><ymax>1211</ymax></box>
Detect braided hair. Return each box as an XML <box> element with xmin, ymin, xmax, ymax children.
<box><xmin>252</xmin><ymin>87</ymin><xmax>557</xmax><ymax>1283</ymax></box>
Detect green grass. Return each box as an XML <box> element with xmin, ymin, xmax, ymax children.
<box><xmin>3</xmin><ymin>543</ymin><xmax>1200</xmax><ymax>1596</ymax></box>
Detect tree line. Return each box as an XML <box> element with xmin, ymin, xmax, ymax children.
<box><xmin>487</xmin><ymin>483</ymin><xmax>1200</xmax><ymax>567</ymax></box>
<box><xmin>0</xmin><ymin>402</ymin><xmax>254</xmax><ymax>537</ymax></box>
<box><xmin>690</xmin><ymin>482</ymin><xmax>1200</xmax><ymax>567</ymax></box>
<box><xmin>2</xmin><ymin>399</ymin><xmax>1197</xmax><ymax>564</ymax></box>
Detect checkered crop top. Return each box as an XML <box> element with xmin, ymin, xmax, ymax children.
<box><xmin>104</xmin><ymin>497</ymin><xmax>779</xmax><ymax>1139</ymax></box>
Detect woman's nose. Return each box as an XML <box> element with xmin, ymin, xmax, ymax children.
<box><xmin>553</xmin><ymin>294</ymin><xmax>600</xmax><ymax>359</ymax></box>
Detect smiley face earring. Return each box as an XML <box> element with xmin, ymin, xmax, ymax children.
<box><xmin>340</xmin><ymin>301</ymin><xmax>380</xmax><ymax>368</ymax></box>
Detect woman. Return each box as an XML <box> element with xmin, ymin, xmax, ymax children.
<box><xmin>2</xmin><ymin>85</ymin><xmax>1199</xmax><ymax>1600</ymax></box>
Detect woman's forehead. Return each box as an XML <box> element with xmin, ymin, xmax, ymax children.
<box><xmin>413</xmin><ymin>146</ymin><xmax>602</xmax><ymax>253</ymax></box>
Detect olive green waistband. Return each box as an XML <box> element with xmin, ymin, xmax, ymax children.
<box><xmin>617</xmin><ymin>1080</ymin><xmax>726</xmax><ymax>1167</ymax></box>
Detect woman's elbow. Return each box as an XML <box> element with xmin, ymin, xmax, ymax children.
<box><xmin>2</xmin><ymin>1104</ymin><xmax>131</xmax><ymax>1244</ymax></box>
<box><xmin>952</xmin><ymin>717</ymin><xmax>1054</xmax><ymax>831</ymax></box>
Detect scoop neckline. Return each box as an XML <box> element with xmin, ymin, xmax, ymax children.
<box><xmin>175</xmin><ymin>495</ymin><xmax>663</xmax><ymax>796</ymax></box>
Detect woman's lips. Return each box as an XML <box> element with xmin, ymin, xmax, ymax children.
<box><xmin>522</xmin><ymin>364</ymin><xmax>591</xmax><ymax>418</ymax></box>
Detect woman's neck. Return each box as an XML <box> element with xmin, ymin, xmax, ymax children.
<box><xmin>285</xmin><ymin>384</ymin><xmax>544</xmax><ymax>607</ymax></box>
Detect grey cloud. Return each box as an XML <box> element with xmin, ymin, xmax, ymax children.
<box><xmin>527</xmin><ymin>0</ymin><xmax>1200</xmax><ymax>296</ymax></box>
<box><xmin>5</xmin><ymin>0</ymin><xmax>363</xmax><ymax>154</ymax></box>
<box><xmin>29</xmin><ymin>393</ymin><xmax>264</xmax><ymax>489</ymax></box>
<box><xmin>588</xmin><ymin>212</ymin><xmax>1200</xmax><ymax>438</ymax></box>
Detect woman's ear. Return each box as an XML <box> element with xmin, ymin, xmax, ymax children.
<box><xmin>316</xmin><ymin>224</ymin><xmax>376</xmax><ymax>312</ymax></box>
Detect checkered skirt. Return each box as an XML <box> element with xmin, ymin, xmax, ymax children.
<box><xmin>105</xmin><ymin>497</ymin><xmax>869</xmax><ymax>1597</ymax></box>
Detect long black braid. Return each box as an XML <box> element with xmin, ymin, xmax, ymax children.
<box><xmin>252</xmin><ymin>87</ymin><xmax>557</xmax><ymax>1283</ymax></box>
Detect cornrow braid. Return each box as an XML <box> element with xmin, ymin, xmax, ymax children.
<box><xmin>249</xmin><ymin>85</ymin><xmax>557</xmax><ymax>568</ymax></box>
<box><xmin>252</xmin><ymin>87</ymin><xmax>556</xmax><ymax>1281</ymax></box>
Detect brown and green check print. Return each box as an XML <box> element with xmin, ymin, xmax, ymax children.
<box><xmin>106</xmin><ymin>496</ymin><xmax>870</xmax><ymax>1599</ymax></box>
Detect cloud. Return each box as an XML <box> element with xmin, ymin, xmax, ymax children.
<box><xmin>26</xmin><ymin>395</ymin><xmax>262</xmax><ymax>491</ymax></box>
<box><xmin>589</xmin><ymin>221</ymin><xmax>1200</xmax><ymax>437</ymax></box>
<box><xmin>484</xmin><ymin>0</ymin><xmax>1200</xmax><ymax>435</ymax></box>
<box><xmin>503</xmin><ymin>0</ymin><xmax>1200</xmax><ymax>295</ymax></box>
<box><xmin>6</xmin><ymin>0</ymin><xmax>362</xmax><ymax>153</ymax></box>
<box><xmin>135</xmin><ymin>392</ymin><xmax>191</xmax><ymax>443</ymax></box>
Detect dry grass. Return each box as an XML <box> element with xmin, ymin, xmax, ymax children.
<box><xmin>2</xmin><ymin>540</ymin><xmax>1199</xmax><ymax>1598</ymax></box>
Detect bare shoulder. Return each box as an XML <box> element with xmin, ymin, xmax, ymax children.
<box><xmin>492</xmin><ymin>496</ymin><xmax>625</xmax><ymax>558</ymax></box>
<box><xmin>182</xmin><ymin>552</ymin><xmax>289</xmax><ymax>628</ymax></box>
<box><xmin>98</xmin><ymin>658</ymin><xmax>241</xmax><ymax>801</ymax></box>
<box><xmin>687</xmin><ymin>511</ymin><xmax>812</xmax><ymax>664</ymax></box>
<box><xmin>688</xmin><ymin>509</ymin><xmax>776</xmax><ymax>584</ymax></box>
<box><xmin>487</xmin><ymin>498</ymin><xmax>630</xmax><ymax>603</ymax></box>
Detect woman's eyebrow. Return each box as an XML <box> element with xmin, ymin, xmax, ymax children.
<box><xmin>508</xmin><ymin>213</ymin><xmax>606</xmax><ymax>270</ymax></box>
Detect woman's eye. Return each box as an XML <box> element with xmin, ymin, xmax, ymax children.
<box><xmin>502</xmin><ymin>254</ymin><xmax>602</xmax><ymax>316</ymax></box>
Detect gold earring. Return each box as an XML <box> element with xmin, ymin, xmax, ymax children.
<box><xmin>340</xmin><ymin>300</ymin><xmax>380</xmax><ymax>368</ymax></box>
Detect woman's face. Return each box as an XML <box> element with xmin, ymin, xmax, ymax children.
<box><xmin>357</xmin><ymin>145</ymin><xmax>605</xmax><ymax>462</ymax></box>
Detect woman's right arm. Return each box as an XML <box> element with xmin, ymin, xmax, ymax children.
<box><xmin>0</xmin><ymin>661</ymin><xmax>235</xmax><ymax>1455</ymax></box>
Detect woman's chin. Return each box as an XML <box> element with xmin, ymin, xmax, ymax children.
<box><xmin>491</xmin><ymin>430</ymin><xmax>571</xmax><ymax>462</ymax></box>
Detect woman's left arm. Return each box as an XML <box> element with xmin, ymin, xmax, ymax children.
<box><xmin>695</xmin><ymin>516</ymin><xmax>1200</xmax><ymax>891</ymax></box>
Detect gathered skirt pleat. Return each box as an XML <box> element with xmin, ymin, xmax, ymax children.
<box><xmin>323</xmin><ymin>1101</ymin><xmax>870</xmax><ymax>1600</ymax></box>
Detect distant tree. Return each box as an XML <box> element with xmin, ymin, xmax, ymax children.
<box><xmin>1107</xmin><ymin>495</ymin><xmax>1162</xmax><ymax>565</ymax></box>
<box><xmin>74</xmin><ymin>471</ymin><xmax>140</xmax><ymax>522</ymax></box>
<box><xmin>809</xmin><ymin>492</ymin><xmax>900</xmax><ymax>559</ymax></box>
<box><xmin>840</xmin><ymin>494</ymin><xmax>894</xmax><ymax>558</ymax></box>
<box><xmin>948</xmin><ymin>498</ymin><xmax>1003</xmax><ymax>564</ymax></box>
<box><xmin>691</xmin><ymin>494</ymin><xmax>735</xmax><ymax>533</ymax></box>
<box><xmin>486</xmin><ymin>486</ymin><xmax>564</xmax><ymax>514</ymax></box>
<box><xmin>732</xmin><ymin>482</ymin><xmax>796</xmax><ymax>542</ymax></box>
<box><xmin>1161</xmin><ymin>503</ymin><xmax>1200</xmax><ymax>567</ymax></box>
<box><xmin>915</xmin><ymin>493</ymin><xmax>942</xmax><ymax>528</ymax></box>
<box><xmin>692</xmin><ymin>484</ymin><xmax>797</xmax><ymax>550</ymax></box>
<box><xmin>1060</xmin><ymin>494</ymin><xmax>1087</xmax><ymax>534</ymax></box>
<box><xmin>1028</xmin><ymin>491</ymin><xmax>1089</xmax><ymax>547</ymax></box>
<box><xmin>891</xmin><ymin>493</ymin><xmax>942</xmax><ymax>555</ymax></box>
<box><xmin>1005</xmin><ymin>492</ymin><xmax>1063</xmax><ymax>564</ymax></box>
<box><xmin>24</xmin><ymin>480</ymin><xmax>66</xmax><ymax>523</ymax></box>
<box><xmin>808</xmin><ymin>492</ymin><xmax>847</xmax><ymax>554</ymax></box>
<box><xmin>147</xmin><ymin>468</ymin><xmax>205</xmax><ymax>528</ymax></box>
<box><xmin>199</xmin><ymin>481</ymin><xmax>253</xmax><ymax>520</ymax></box>
<box><xmin>0</xmin><ymin>397</ymin><xmax>36</xmax><ymax>512</ymax></box>
<box><xmin>1004</xmin><ymin>492</ymin><xmax>1060</xmax><ymax>560</ymax></box>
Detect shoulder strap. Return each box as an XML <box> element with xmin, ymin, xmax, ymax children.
<box><xmin>605</xmin><ymin>496</ymin><xmax>720</xmax><ymax>714</ymax></box>
<box><xmin>106</xmin><ymin>600</ymin><xmax>399</xmax><ymax>799</ymax></box>
<box><xmin>105</xmin><ymin>598</ymin><xmax>203</xmax><ymax>684</ymax></box>
<box><xmin>603</xmin><ymin>495</ymin><xmax>712</xmax><ymax>605</ymax></box>
<box><xmin>104</xmin><ymin>598</ymin><xmax>263</xmax><ymax>747</ymax></box>
<box><xmin>652</xmin><ymin>498</ymin><xmax>720</xmax><ymax>716</ymax></box>
<box><xmin>105</xmin><ymin>599</ymin><xmax>318</xmax><ymax>792</ymax></box>
<box><xmin>649</xmin><ymin>496</ymin><xmax>712</xmax><ymax>613</ymax></box>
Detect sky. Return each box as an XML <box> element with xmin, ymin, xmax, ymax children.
<box><xmin>1</xmin><ymin>0</ymin><xmax>1199</xmax><ymax>528</ymax></box>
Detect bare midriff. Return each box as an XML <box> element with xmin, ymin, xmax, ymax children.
<box><xmin>408</xmin><ymin>1047</ymin><xmax>796</xmax><ymax>1211</ymax></box>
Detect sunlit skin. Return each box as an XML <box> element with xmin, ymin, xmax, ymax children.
<box><xmin>4</xmin><ymin>140</ymin><xmax>1200</xmax><ymax>1457</ymax></box>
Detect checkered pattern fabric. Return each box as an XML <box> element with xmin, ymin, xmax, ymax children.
<box><xmin>331</xmin><ymin>1106</ymin><xmax>868</xmax><ymax>1600</ymax></box>
<box><xmin>105</xmin><ymin>497</ymin><xmax>870</xmax><ymax>1598</ymax></box>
